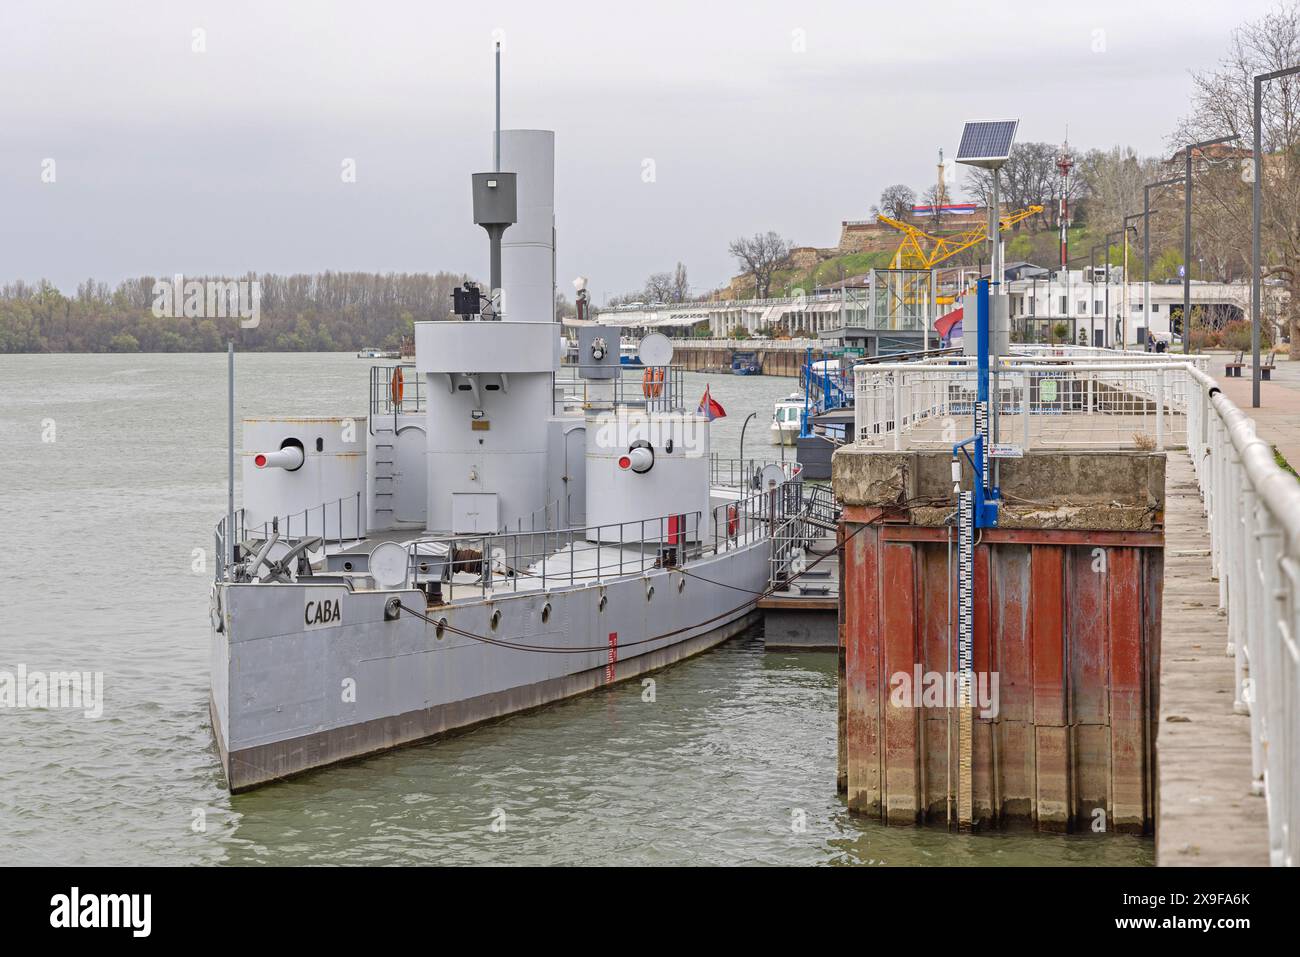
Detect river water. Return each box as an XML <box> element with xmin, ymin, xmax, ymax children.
<box><xmin>0</xmin><ymin>353</ymin><xmax>1151</xmax><ymax>865</ymax></box>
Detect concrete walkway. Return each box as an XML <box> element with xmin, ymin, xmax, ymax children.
<box><xmin>1156</xmin><ymin>451</ymin><xmax>1269</xmax><ymax>866</ymax></box>
<box><xmin>1205</xmin><ymin>352</ymin><xmax>1300</xmax><ymax>468</ymax></box>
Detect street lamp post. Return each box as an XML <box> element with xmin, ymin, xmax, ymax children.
<box><xmin>1180</xmin><ymin>135</ymin><xmax>1239</xmax><ymax>354</ymax></box>
<box><xmin>1104</xmin><ymin>231</ymin><xmax>1123</xmax><ymax>347</ymax></box>
<box><xmin>1252</xmin><ymin>66</ymin><xmax>1300</xmax><ymax>407</ymax></box>
<box><xmin>1142</xmin><ymin>177</ymin><xmax>1180</xmax><ymax>350</ymax></box>
<box><xmin>1089</xmin><ymin>244</ymin><xmax>1101</xmax><ymax>347</ymax></box>
<box><xmin>738</xmin><ymin>411</ymin><xmax>757</xmax><ymax>467</ymax></box>
<box><xmin>1124</xmin><ymin>213</ymin><xmax>1146</xmax><ymax>349</ymax></box>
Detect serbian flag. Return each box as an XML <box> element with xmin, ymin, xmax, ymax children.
<box><xmin>697</xmin><ymin>385</ymin><xmax>726</xmax><ymax>421</ymax></box>
<box><xmin>936</xmin><ymin>305</ymin><xmax>963</xmax><ymax>343</ymax></box>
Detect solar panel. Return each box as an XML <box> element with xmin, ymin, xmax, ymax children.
<box><xmin>956</xmin><ymin>120</ymin><xmax>1019</xmax><ymax>168</ymax></box>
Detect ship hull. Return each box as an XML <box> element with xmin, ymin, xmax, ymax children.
<box><xmin>210</xmin><ymin>537</ymin><xmax>770</xmax><ymax>792</ymax></box>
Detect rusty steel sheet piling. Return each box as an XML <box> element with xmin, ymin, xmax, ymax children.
<box><xmin>834</xmin><ymin>448</ymin><xmax>1165</xmax><ymax>832</ymax></box>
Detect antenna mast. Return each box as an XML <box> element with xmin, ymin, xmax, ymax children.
<box><xmin>936</xmin><ymin>147</ymin><xmax>947</xmax><ymax>212</ymax></box>
<box><xmin>472</xmin><ymin>41</ymin><xmax>517</xmax><ymax>317</ymax></box>
<box><xmin>494</xmin><ymin>42</ymin><xmax>501</xmax><ymax>172</ymax></box>
<box><xmin>1056</xmin><ymin>130</ymin><xmax>1073</xmax><ymax>271</ymax></box>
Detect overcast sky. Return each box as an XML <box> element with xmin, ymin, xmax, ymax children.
<box><xmin>0</xmin><ymin>0</ymin><xmax>1283</xmax><ymax>303</ymax></box>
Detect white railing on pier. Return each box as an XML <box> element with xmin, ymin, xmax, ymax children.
<box><xmin>1011</xmin><ymin>343</ymin><xmax>1212</xmax><ymax>370</ymax></box>
<box><xmin>1184</xmin><ymin>368</ymin><xmax>1300</xmax><ymax>867</ymax></box>
<box><xmin>852</xmin><ymin>355</ymin><xmax>1206</xmax><ymax>453</ymax></box>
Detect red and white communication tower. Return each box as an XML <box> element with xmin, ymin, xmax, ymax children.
<box><xmin>1056</xmin><ymin>135</ymin><xmax>1074</xmax><ymax>269</ymax></box>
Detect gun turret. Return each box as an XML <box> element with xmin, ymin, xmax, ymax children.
<box><xmin>254</xmin><ymin>446</ymin><xmax>305</xmax><ymax>471</ymax></box>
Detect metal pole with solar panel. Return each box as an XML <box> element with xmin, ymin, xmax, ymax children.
<box><xmin>949</xmin><ymin>118</ymin><xmax>1017</xmax><ymax>830</ymax></box>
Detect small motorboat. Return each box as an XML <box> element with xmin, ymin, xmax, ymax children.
<box><xmin>771</xmin><ymin>393</ymin><xmax>803</xmax><ymax>446</ymax></box>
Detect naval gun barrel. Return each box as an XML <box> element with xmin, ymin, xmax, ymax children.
<box><xmin>254</xmin><ymin>446</ymin><xmax>305</xmax><ymax>471</ymax></box>
<box><xmin>618</xmin><ymin>446</ymin><xmax>654</xmax><ymax>474</ymax></box>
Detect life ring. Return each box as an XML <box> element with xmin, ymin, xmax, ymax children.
<box><xmin>726</xmin><ymin>504</ymin><xmax>739</xmax><ymax>537</ymax></box>
<box><xmin>390</xmin><ymin>366</ymin><xmax>404</xmax><ymax>408</ymax></box>
<box><xmin>641</xmin><ymin>366</ymin><xmax>664</xmax><ymax>399</ymax></box>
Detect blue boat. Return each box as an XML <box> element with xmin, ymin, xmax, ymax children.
<box><xmin>731</xmin><ymin>350</ymin><xmax>761</xmax><ymax>375</ymax></box>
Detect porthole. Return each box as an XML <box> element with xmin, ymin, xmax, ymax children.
<box><xmin>343</xmin><ymin>561</ymin><xmax>353</xmax><ymax>571</ymax></box>
<box><xmin>436</xmin><ymin>617</ymin><xmax>447</xmax><ymax>640</ymax></box>
<box><xmin>490</xmin><ymin>609</ymin><xmax>502</xmax><ymax>631</ymax></box>
<box><xmin>541</xmin><ymin>602</ymin><xmax>551</xmax><ymax>624</ymax></box>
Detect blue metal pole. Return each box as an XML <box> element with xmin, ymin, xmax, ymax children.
<box><xmin>975</xmin><ymin>279</ymin><xmax>989</xmax><ymax>519</ymax></box>
<box><xmin>973</xmin><ymin>278</ymin><xmax>997</xmax><ymax>528</ymax></box>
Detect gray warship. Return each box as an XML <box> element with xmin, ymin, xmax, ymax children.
<box><xmin>207</xmin><ymin>99</ymin><xmax>814</xmax><ymax>790</ymax></box>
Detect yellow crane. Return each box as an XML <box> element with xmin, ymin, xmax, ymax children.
<box><xmin>878</xmin><ymin>205</ymin><xmax>1045</xmax><ymax>270</ymax></box>
<box><xmin>875</xmin><ymin>205</ymin><xmax>1044</xmax><ymax>307</ymax></box>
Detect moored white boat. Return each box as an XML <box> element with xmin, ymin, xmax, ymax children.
<box><xmin>771</xmin><ymin>394</ymin><xmax>803</xmax><ymax>445</ymax></box>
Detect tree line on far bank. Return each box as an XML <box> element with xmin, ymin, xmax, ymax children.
<box><xmin>0</xmin><ymin>271</ymin><xmax>474</xmax><ymax>353</ymax></box>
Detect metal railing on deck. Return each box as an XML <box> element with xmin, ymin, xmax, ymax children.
<box><xmin>554</xmin><ymin>364</ymin><xmax>684</xmax><ymax>414</ymax></box>
<box><xmin>714</xmin><ymin>479</ymin><xmax>799</xmax><ymax>551</ymax></box>
<box><xmin>804</xmin><ymin>483</ymin><xmax>839</xmax><ymax>528</ymax></box>
<box><xmin>369</xmin><ymin>364</ymin><xmax>424</xmax><ymax>434</ymax></box>
<box><xmin>215</xmin><ymin>491</ymin><xmax>366</xmax><ymax>580</ymax></box>
<box><xmin>767</xmin><ymin>483</ymin><xmax>842</xmax><ymax>592</ymax></box>
<box><xmin>397</xmin><ymin>473</ymin><xmax>815</xmax><ymax>602</ymax></box>
<box><xmin>709</xmin><ymin>455</ymin><xmax>803</xmax><ymax>489</ymax></box>
<box><xmin>404</xmin><ymin>511</ymin><xmax>708</xmax><ymax>600</ymax></box>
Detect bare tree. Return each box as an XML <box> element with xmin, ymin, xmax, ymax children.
<box><xmin>1171</xmin><ymin>1</ymin><xmax>1300</xmax><ymax>354</ymax></box>
<box><xmin>728</xmin><ymin>232</ymin><xmax>792</xmax><ymax>300</ymax></box>
<box><xmin>637</xmin><ymin>262</ymin><xmax>692</xmax><ymax>303</ymax></box>
<box><xmin>671</xmin><ymin>262</ymin><xmax>689</xmax><ymax>302</ymax></box>
<box><xmin>644</xmin><ymin>271</ymin><xmax>675</xmax><ymax>303</ymax></box>
<box><xmin>1076</xmin><ymin>145</ymin><xmax>1163</xmax><ymax>235</ymax></box>
<box><xmin>877</xmin><ymin>184</ymin><xmax>916</xmax><ymax>221</ymax></box>
<box><xmin>920</xmin><ymin>183</ymin><xmax>948</xmax><ymax>229</ymax></box>
<box><xmin>963</xmin><ymin>142</ymin><xmax>1068</xmax><ymax>231</ymax></box>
